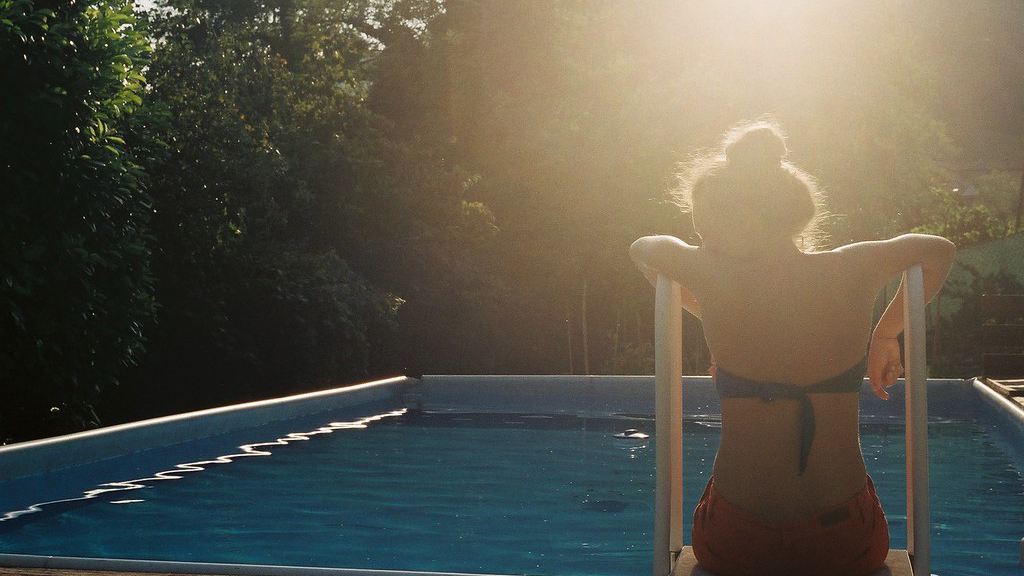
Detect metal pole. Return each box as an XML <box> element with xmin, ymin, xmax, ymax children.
<box><xmin>653</xmin><ymin>275</ymin><xmax>683</xmax><ymax>576</ymax></box>
<box><xmin>903</xmin><ymin>264</ymin><xmax>930</xmax><ymax>575</ymax></box>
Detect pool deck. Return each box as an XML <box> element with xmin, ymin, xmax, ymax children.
<box><xmin>0</xmin><ymin>565</ymin><xmax>516</xmax><ymax>576</ymax></box>
<box><xmin>0</xmin><ymin>565</ymin><xmax>199</xmax><ymax>569</ymax></box>
<box><xmin>674</xmin><ymin>547</ymin><xmax>914</xmax><ymax>576</ymax></box>
<box><xmin>0</xmin><ymin>570</ymin><xmax>279</xmax><ymax>576</ymax></box>
<box><xmin>0</xmin><ymin>548</ymin><xmax>916</xmax><ymax>576</ymax></box>
<box><xmin>0</xmin><ymin>570</ymin><xmax>212</xmax><ymax>576</ymax></box>
<box><xmin>0</xmin><ymin>555</ymin><xmax>527</xmax><ymax>576</ymax></box>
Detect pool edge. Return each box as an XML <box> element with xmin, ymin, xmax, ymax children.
<box><xmin>0</xmin><ymin>553</ymin><xmax>523</xmax><ymax>576</ymax></box>
<box><xmin>0</xmin><ymin>376</ymin><xmax>414</xmax><ymax>481</ymax></box>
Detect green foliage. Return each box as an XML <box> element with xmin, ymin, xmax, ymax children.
<box><xmin>913</xmin><ymin>188</ymin><xmax>1012</xmax><ymax>247</ymax></box>
<box><xmin>788</xmin><ymin>6</ymin><xmax>957</xmax><ymax>243</ymax></box>
<box><xmin>603</xmin><ymin>342</ymin><xmax>654</xmax><ymax>375</ymax></box>
<box><xmin>398</xmin><ymin>0</ymin><xmax>1010</xmax><ymax>376</ymax></box>
<box><xmin>929</xmin><ymin>263</ymin><xmax>1024</xmax><ymax>377</ymax></box>
<box><xmin>4</xmin><ymin>0</ymin><xmax>1019</xmax><ymax>438</ymax></box>
<box><xmin>119</xmin><ymin>0</ymin><xmax>385</xmax><ymax>410</ymax></box>
<box><xmin>110</xmin><ymin>0</ymin><xmax>498</xmax><ymax>415</ymax></box>
<box><xmin>0</xmin><ymin>0</ymin><xmax>153</xmax><ymax>440</ymax></box>
<box><xmin>972</xmin><ymin>170</ymin><xmax>1023</xmax><ymax>226</ymax></box>
<box><xmin>399</xmin><ymin>1</ymin><xmax>699</xmax><ymax>373</ymax></box>
<box><xmin>912</xmin><ymin>171</ymin><xmax>1020</xmax><ymax>247</ymax></box>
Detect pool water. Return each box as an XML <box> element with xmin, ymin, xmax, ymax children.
<box><xmin>1</xmin><ymin>410</ymin><xmax>1022</xmax><ymax>576</ymax></box>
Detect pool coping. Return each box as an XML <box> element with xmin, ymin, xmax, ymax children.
<box><xmin>974</xmin><ymin>377</ymin><xmax>1024</xmax><ymax>424</ymax></box>
<box><xmin>973</xmin><ymin>377</ymin><xmax>1024</xmax><ymax>464</ymax></box>
<box><xmin>0</xmin><ymin>376</ymin><xmax>414</xmax><ymax>482</ymax></box>
<box><xmin>0</xmin><ymin>553</ymin><xmax>523</xmax><ymax>576</ymax></box>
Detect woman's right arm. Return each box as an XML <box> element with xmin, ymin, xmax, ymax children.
<box><xmin>850</xmin><ymin>234</ymin><xmax>956</xmax><ymax>338</ymax></box>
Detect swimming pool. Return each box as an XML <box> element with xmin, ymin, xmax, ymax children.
<box><xmin>0</xmin><ymin>375</ymin><xmax>1022</xmax><ymax>576</ymax></box>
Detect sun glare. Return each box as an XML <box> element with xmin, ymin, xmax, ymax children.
<box><xmin>654</xmin><ymin>0</ymin><xmax>880</xmax><ymax>122</ymax></box>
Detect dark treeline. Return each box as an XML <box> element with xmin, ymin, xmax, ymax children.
<box><xmin>2</xmin><ymin>0</ymin><xmax>1022</xmax><ymax>442</ymax></box>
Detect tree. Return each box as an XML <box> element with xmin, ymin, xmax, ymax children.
<box><xmin>113</xmin><ymin>0</ymin><xmax>399</xmax><ymax>416</ymax></box>
<box><xmin>403</xmin><ymin>0</ymin><xmax>756</xmax><ymax>374</ymax></box>
<box><xmin>110</xmin><ymin>0</ymin><xmax>500</xmax><ymax>418</ymax></box>
<box><xmin>0</xmin><ymin>0</ymin><xmax>153</xmax><ymax>441</ymax></box>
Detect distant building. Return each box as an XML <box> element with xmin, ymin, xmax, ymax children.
<box><xmin>947</xmin><ymin>160</ymin><xmax>1023</xmax><ymax>207</ymax></box>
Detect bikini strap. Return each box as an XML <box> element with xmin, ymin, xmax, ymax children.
<box><xmin>714</xmin><ymin>358</ymin><xmax>867</xmax><ymax>475</ymax></box>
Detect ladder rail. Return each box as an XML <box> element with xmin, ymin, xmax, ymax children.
<box><xmin>903</xmin><ymin>264</ymin><xmax>930</xmax><ymax>575</ymax></box>
<box><xmin>653</xmin><ymin>275</ymin><xmax>683</xmax><ymax>576</ymax></box>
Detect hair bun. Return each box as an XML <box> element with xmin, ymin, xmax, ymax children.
<box><xmin>724</xmin><ymin>123</ymin><xmax>787</xmax><ymax>169</ymax></box>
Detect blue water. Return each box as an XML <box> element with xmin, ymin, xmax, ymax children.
<box><xmin>1</xmin><ymin>410</ymin><xmax>1022</xmax><ymax>575</ymax></box>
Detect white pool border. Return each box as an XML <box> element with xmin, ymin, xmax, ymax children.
<box><xmin>973</xmin><ymin>377</ymin><xmax>1024</xmax><ymax>433</ymax></box>
<box><xmin>0</xmin><ymin>553</ymin><xmax>522</xmax><ymax>576</ymax></box>
<box><xmin>0</xmin><ymin>376</ymin><xmax>413</xmax><ymax>481</ymax></box>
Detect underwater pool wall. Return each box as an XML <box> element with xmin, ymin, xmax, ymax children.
<box><xmin>411</xmin><ymin>374</ymin><xmax>704</xmax><ymax>416</ymax></box>
<box><xmin>412</xmin><ymin>375</ymin><xmax>974</xmax><ymax>420</ymax></box>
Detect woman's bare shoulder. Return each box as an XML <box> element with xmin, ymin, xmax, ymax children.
<box><xmin>830</xmin><ymin>234</ymin><xmax>956</xmax><ymax>284</ymax></box>
<box><xmin>832</xmin><ymin>234</ymin><xmax>954</xmax><ymax>262</ymax></box>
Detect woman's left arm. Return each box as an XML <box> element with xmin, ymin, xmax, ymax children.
<box><xmin>630</xmin><ymin>236</ymin><xmax>704</xmax><ymax>319</ymax></box>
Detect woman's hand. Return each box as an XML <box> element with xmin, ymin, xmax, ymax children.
<box><xmin>867</xmin><ymin>334</ymin><xmax>903</xmax><ymax>400</ymax></box>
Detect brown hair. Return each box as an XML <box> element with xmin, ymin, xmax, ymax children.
<box><xmin>676</xmin><ymin>120</ymin><xmax>827</xmax><ymax>251</ymax></box>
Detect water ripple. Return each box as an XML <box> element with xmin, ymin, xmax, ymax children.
<box><xmin>0</xmin><ymin>409</ymin><xmax>407</xmax><ymax>527</ymax></box>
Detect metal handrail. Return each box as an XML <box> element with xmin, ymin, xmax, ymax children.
<box><xmin>903</xmin><ymin>264</ymin><xmax>930</xmax><ymax>575</ymax></box>
<box><xmin>653</xmin><ymin>275</ymin><xmax>683</xmax><ymax>576</ymax></box>
<box><xmin>652</xmin><ymin>264</ymin><xmax>930</xmax><ymax>576</ymax></box>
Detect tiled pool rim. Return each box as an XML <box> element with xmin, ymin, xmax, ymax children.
<box><xmin>0</xmin><ymin>374</ymin><xmax>1020</xmax><ymax>576</ymax></box>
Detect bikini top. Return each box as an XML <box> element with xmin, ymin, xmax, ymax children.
<box><xmin>714</xmin><ymin>357</ymin><xmax>867</xmax><ymax>476</ymax></box>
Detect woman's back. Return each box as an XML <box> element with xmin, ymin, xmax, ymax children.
<box><xmin>697</xmin><ymin>247</ymin><xmax>873</xmax><ymax>385</ymax></box>
<box><xmin>692</xmin><ymin>247</ymin><xmax>878</xmax><ymax>522</ymax></box>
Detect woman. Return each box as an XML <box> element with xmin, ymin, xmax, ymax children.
<box><xmin>629</xmin><ymin>121</ymin><xmax>955</xmax><ymax>576</ymax></box>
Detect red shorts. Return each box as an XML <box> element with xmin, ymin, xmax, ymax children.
<box><xmin>691</xmin><ymin>476</ymin><xmax>889</xmax><ymax>576</ymax></box>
